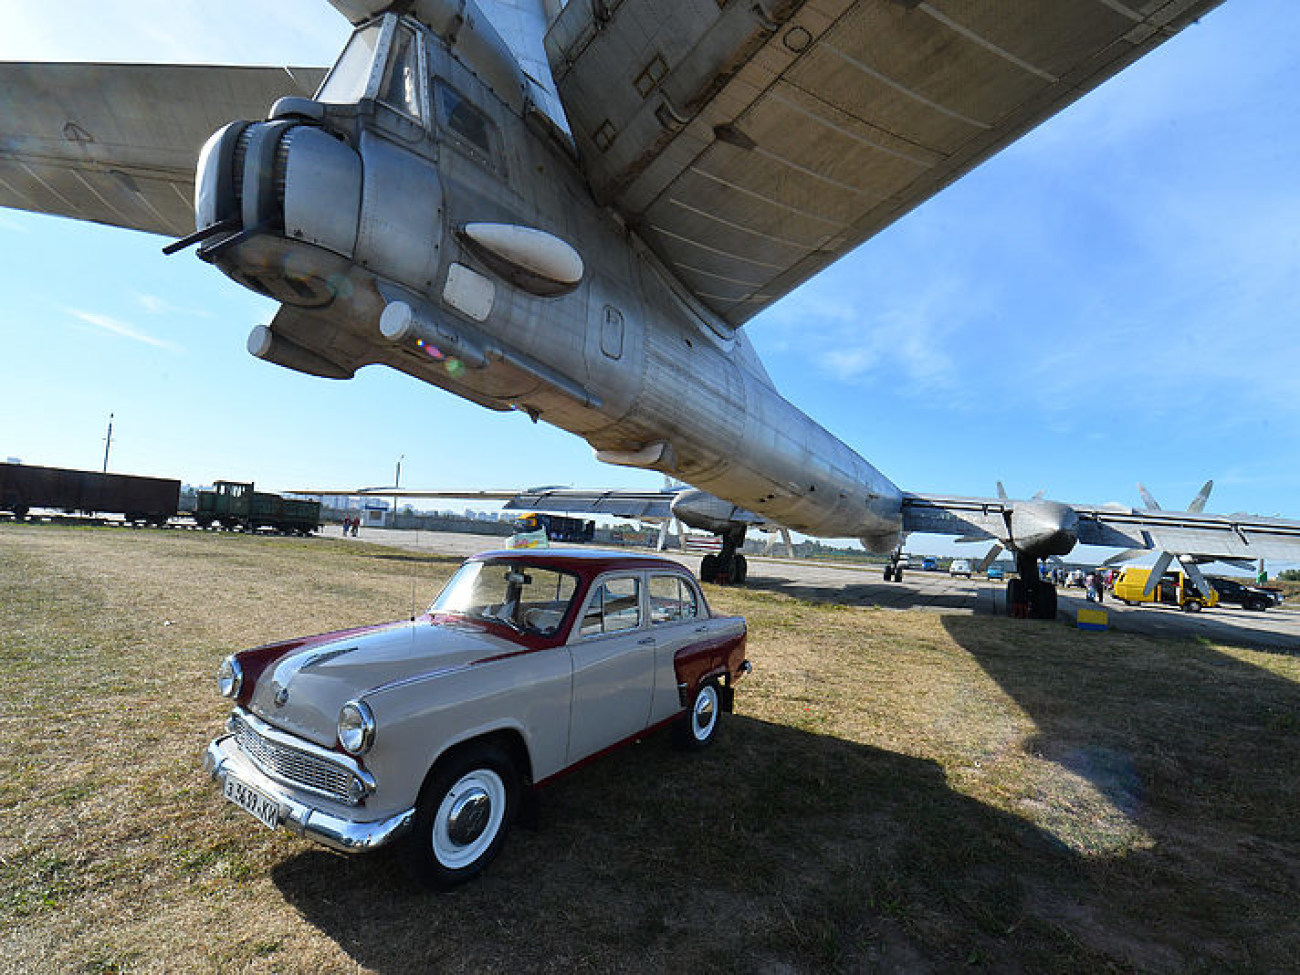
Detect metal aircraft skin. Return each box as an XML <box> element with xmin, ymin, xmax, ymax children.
<box><xmin>8</xmin><ymin>0</ymin><xmax>1293</xmax><ymax>616</ymax></box>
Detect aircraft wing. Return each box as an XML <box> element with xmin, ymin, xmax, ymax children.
<box><xmin>903</xmin><ymin>492</ymin><xmax>1300</xmax><ymax>563</ymax></box>
<box><xmin>545</xmin><ymin>0</ymin><xmax>1225</xmax><ymax>329</ymax></box>
<box><xmin>0</xmin><ymin>62</ymin><xmax>325</xmax><ymax>237</ymax></box>
<box><xmin>1072</xmin><ymin>505</ymin><xmax>1300</xmax><ymax>563</ymax></box>
<box><xmin>900</xmin><ymin>493</ymin><xmax>1007</xmax><ymax>541</ymax></box>
<box><xmin>292</xmin><ymin>485</ymin><xmax>775</xmax><ymax>526</ymax></box>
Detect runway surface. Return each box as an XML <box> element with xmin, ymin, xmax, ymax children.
<box><xmin>345</xmin><ymin>527</ymin><xmax>1300</xmax><ymax>653</ymax></box>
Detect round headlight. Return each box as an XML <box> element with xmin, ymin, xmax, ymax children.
<box><xmin>217</xmin><ymin>655</ymin><xmax>243</xmax><ymax>699</ymax></box>
<box><xmin>337</xmin><ymin>700</ymin><xmax>376</xmax><ymax>756</ymax></box>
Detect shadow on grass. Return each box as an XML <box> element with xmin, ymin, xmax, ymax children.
<box><xmin>273</xmin><ymin>718</ymin><xmax>1097</xmax><ymax>974</ymax></box>
<box><xmin>741</xmin><ymin>573</ymin><xmax>989</xmax><ymax>613</ymax></box>
<box><xmin>942</xmin><ymin>615</ymin><xmax>1300</xmax><ymax>971</ymax></box>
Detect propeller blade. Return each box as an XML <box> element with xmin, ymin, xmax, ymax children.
<box><xmin>1032</xmin><ymin>489</ymin><xmax>1045</xmax><ymax>500</ymax></box>
<box><xmin>1138</xmin><ymin>483</ymin><xmax>1162</xmax><ymax>511</ymax></box>
<box><xmin>781</xmin><ymin>527</ymin><xmax>794</xmax><ymax>559</ymax></box>
<box><xmin>1103</xmin><ymin>548</ymin><xmax>1147</xmax><ymax>566</ymax></box>
<box><xmin>1142</xmin><ymin>551</ymin><xmax>1175</xmax><ymax>597</ymax></box>
<box><xmin>977</xmin><ymin>544</ymin><xmax>1003</xmax><ymax>574</ymax></box>
<box><xmin>1188</xmin><ymin>480</ymin><xmax>1213</xmax><ymax>513</ymax></box>
<box><xmin>954</xmin><ymin>534</ymin><xmax>991</xmax><ymax>544</ymax></box>
<box><xmin>1177</xmin><ymin>555</ymin><xmax>1214</xmax><ymax>599</ymax></box>
<box><xmin>996</xmin><ymin>481</ymin><xmax>1008</xmax><ymax>500</ymax></box>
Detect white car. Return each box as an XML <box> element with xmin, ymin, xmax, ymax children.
<box><xmin>204</xmin><ymin>549</ymin><xmax>750</xmax><ymax>888</ymax></box>
<box><xmin>949</xmin><ymin>559</ymin><xmax>973</xmax><ymax>578</ymax></box>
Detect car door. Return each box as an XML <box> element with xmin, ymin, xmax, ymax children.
<box><xmin>565</xmin><ymin>572</ymin><xmax>655</xmax><ymax>763</ymax></box>
<box><xmin>645</xmin><ymin>572</ymin><xmax>709</xmax><ymax>724</ymax></box>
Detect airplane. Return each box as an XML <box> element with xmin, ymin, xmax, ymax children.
<box><xmin>4</xmin><ymin>0</ymin><xmax>1297</xmax><ymax>620</ymax></box>
<box><xmin>299</xmin><ymin>477</ymin><xmax>1300</xmax><ymax>621</ymax></box>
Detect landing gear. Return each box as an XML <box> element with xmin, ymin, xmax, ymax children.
<box><xmin>883</xmin><ymin>547</ymin><xmax>906</xmax><ymax>582</ymax></box>
<box><xmin>1008</xmin><ymin>553</ymin><xmax>1057</xmax><ymax>620</ymax></box>
<box><xmin>699</xmin><ymin>528</ymin><xmax>748</xmax><ymax>585</ymax></box>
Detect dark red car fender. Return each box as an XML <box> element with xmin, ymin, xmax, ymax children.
<box><xmin>672</xmin><ymin>620</ymin><xmax>747</xmax><ymax>708</ymax></box>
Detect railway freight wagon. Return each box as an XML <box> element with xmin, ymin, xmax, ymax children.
<box><xmin>193</xmin><ymin>480</ymin><xmax>320</xmax><ymax>534</ymax></box>
<box><xmin>0</xmin><ymin>462</ymin><xmax>180</xmax><ymax>523</ymax></box>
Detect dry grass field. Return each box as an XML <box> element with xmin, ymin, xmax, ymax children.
<box><xmin>1</xmin><ymin>524</ymin><xmax>1297</xmax><ymax>974</ymax></box>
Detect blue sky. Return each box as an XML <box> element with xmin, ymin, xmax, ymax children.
<box><xmin>2</xmin><ymin>1</ymin><xmax>1298</xmax><ymax>554</ymax></box>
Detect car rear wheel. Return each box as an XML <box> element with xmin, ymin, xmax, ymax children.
<box><xmin>403</xmin><ymin>742</ymin><xmax>518</xmax><ymax>890</ymax></box>
<box><xmin>674</xmin><ymin>680</ymin><xmax>721</xmax><ymax>750</ymax></box>
<box><xmin>1183</xmin><ymin>600</ymin><xmax>1203</xmax><ymax>613</ymax></box>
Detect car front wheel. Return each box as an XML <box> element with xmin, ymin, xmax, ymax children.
<box><xmin>404</xmin><ymin>742</ymin><xmax>518</xmax><ymax>890</ymax></box>
<box><xmin>674</xmin><ymin>680</ymin><xmax>721</xmax><ymax>750</ymax></box>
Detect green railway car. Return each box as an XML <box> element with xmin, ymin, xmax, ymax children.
<box><xmin>194</xmin><ymin>481</ymin><xmax>320</xmax><ymax>534</ymax></box>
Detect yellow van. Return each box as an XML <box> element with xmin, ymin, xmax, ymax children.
<box><xmin>1112</xmin><ymin>568</ymin><xmax>1220</xmax><ymax>612</ymax></box>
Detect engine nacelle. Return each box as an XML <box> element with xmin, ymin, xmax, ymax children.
<box><xmin>669</xmin><ymin>488</ymin><xmax>750</xmax><ymax>535</ymax></box>
<box><xmin>194</xmin><ymin>117</ymin><xmax>444</xmax><ymax>303</ymax></box>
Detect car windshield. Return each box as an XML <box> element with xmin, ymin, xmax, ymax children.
<box><xmin>429</xmin><ymin>561</ymin><xmax>578</xmax><ymax>637</ymax></box>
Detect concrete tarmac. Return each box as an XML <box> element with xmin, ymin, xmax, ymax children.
<box><xmin>344</xmin><ymin>528</ymin><xmax>1300</xmax><ymax>652</ymax></box>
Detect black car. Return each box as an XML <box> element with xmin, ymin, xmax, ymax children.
<box><xmin>1208</xmin><ymin>577</ymin><xmax>1283</xmax><ymax>612</ymax></box>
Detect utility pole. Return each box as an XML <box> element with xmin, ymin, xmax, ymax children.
<box><xmin>392</xmin><ymin>454</ymin><xmax>404</xmax><ymax>528</ymax></box>
<box><xmin>102</xmin><ymin>413</ymin><xmax>114</xmax><ymax>473</ymax></box>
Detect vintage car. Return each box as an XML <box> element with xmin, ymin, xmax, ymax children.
<box><xmin>204</xmin><ymin>549</ymin><xmax>748</xmax><ymax>888</ymax></box>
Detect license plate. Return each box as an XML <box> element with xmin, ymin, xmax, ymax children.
<box><xmin>223</xmin><ymin>774</ymin><xmax>280</xmax><ymax>830</ymax></box>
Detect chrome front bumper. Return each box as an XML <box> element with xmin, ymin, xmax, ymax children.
<box><xmin>204</xmin><ymin>734</ymin><xmax>414</xmax><ymax>853</ymax></box>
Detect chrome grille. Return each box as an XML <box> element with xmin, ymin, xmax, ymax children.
<box><xmin>233</xmin><ymin>714</ymin><xmax>354</xmax><ymax>804</ymax></box>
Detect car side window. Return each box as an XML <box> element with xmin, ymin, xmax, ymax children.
<box><xmin>649</xmin><ymin>574</ymin><xmax>698</xmax><ymax>624</ymax></box>
<box><xmin>578</xmin><ymin>576</ymin><xmax>641</xmax><ymax>637</ymax></box>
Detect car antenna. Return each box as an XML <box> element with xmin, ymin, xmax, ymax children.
<box><xmin>410</xmin><ymin>523</ymin><xmax>419</xmax><ymax>621</ymax></box>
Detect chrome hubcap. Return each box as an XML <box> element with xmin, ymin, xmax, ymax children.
<box><xmin>446</xmin><ymin>788</ymin><xmax>491</xmax><ymax>847</ymax></box>
<box><xmin>694</xmin><ymin>687</ymin><xmax>717</xmax><ymax>738</ymax></box>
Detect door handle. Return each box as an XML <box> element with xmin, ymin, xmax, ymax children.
<box><xmin>637</xmin><ymin>636</ymin><xmax>655</xmax><ymax>645</ymax></box>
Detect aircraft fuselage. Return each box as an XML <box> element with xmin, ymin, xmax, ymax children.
<box><xmin>192</xmin><ymin>11</ymin><xmax>903</xmax><ymax>549</ymax></box>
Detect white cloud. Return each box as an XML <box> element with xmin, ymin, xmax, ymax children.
<box><xmin>66</xmin><ymin>309</ymin><xmax>180</xmax><ymax>351</ymax></box>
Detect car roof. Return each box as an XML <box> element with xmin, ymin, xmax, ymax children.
<box><xmin>466</xmin><ymin>548</ymin><xmax>690</xmax><ymax>576</ymax></box>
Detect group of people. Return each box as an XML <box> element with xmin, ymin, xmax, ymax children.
<box><xmin>341</xmin><ymin>515</ymin><xmax>360</xmax><ymax>537</ymax></box>
<box><xmin>1043</xmin><ymin>564</ymin><xmax>1114</xmax><ymax>602</ymax></box>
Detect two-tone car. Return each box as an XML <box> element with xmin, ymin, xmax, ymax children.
<box><xmin>204</xmin><ymin>549</ymin><xmax>749</xmax><ymax>888</ymax></box>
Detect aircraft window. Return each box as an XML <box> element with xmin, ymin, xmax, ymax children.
<box><xmin>436</xmin><ymin>83</ymin><xmax>495</xmax><ymax>160</ymax></box>
<box><xmin>379</xmin><ymin>24</ymin><xmax>422</xmax><ymax>119</ymax></box>
<box><xmin>318</xmin><ymin>23</ymin><xmax>384</xmax><ymax>105</ymax></box>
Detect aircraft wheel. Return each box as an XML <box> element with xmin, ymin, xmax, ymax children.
<box><xmin>894</xmin><ymin>568</ymin><xmax>903</xmax><ymax>583</ymax></box>
<box><xmin>1007</xmin><ymin>579</ymin><xmax>1027</xmax><ymax>618</ymax></box>
<box><xmin>883</xmin><ymin>565</ymin><xmax>894</xmax><ymax>582</ymax></box>
<box><xmin>1034</xmin><ymin>582</ymin><xmax>1058</xmax><ymax>620</ymax></box>
<box><xmin>732</xmin><ymin>554</ymin><xmax>748</xmax><ymax>585</ymax></box>
<box><xmin>700</xmin><ymin>554</ymin><xmax>718</xmax><ymax>584</ymax></box>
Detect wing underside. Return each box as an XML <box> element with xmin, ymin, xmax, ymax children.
<box><xmin>0</xmin><ymin>62</ymin><xmax>325</xmax><ymax>237</ymax></box>
<box><xmin>546</xmin><ymin>0</ymin><xmax>1226</xmax><ymax>328</ymax></box>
